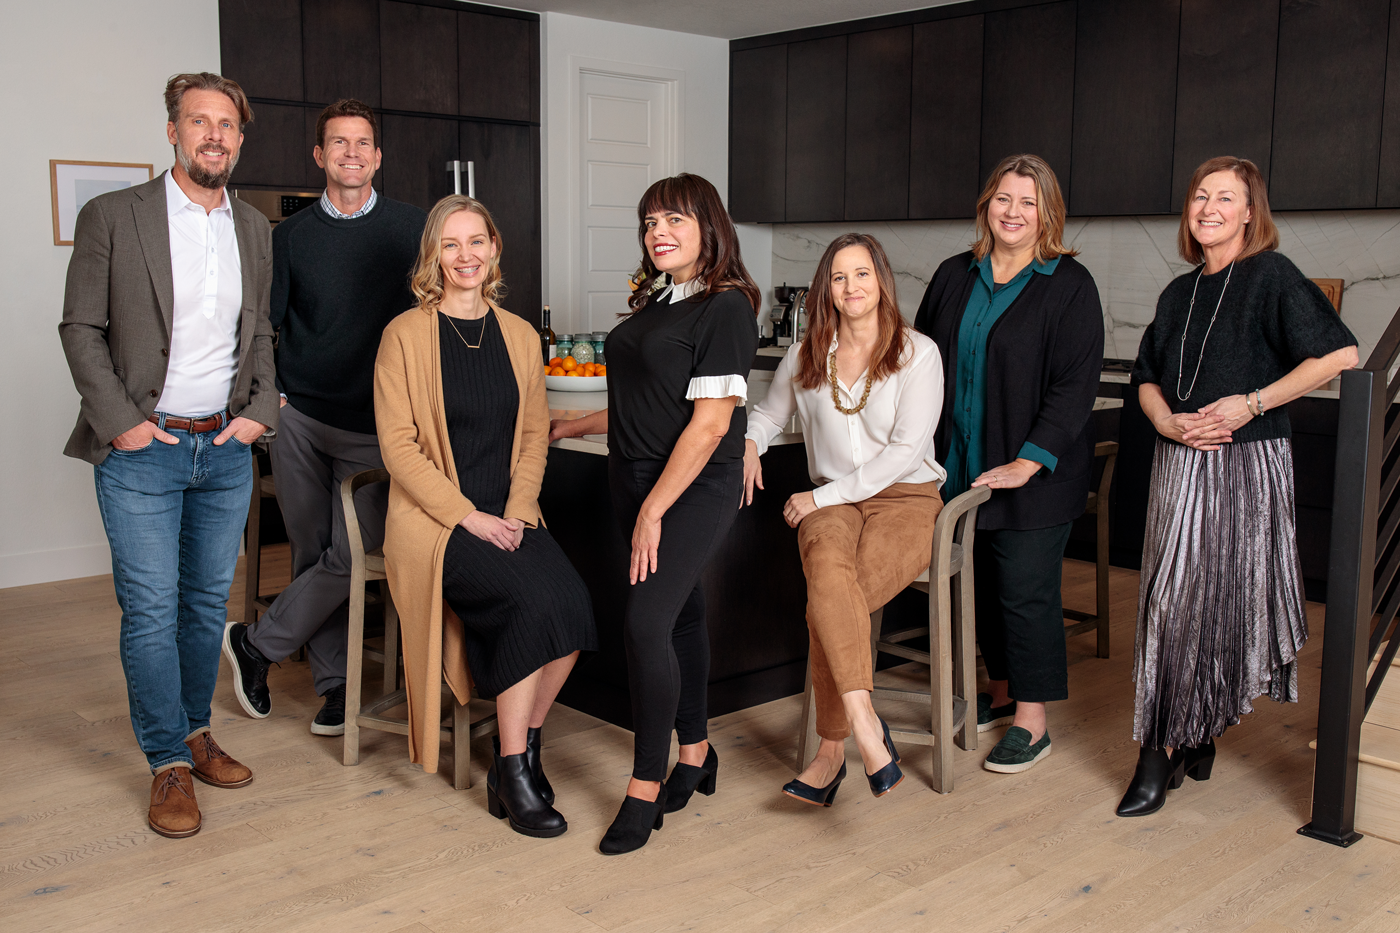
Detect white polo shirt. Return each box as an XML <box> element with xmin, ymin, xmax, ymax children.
<box><xmin>156</xmin><ymin>170</ymin><xmax>242</xmax><ymax>417</ymax></box>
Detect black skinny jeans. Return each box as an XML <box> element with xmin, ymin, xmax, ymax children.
<box><xmin>973</xmin><ymin>523</ymin><xmax>1073</xmax><ymax>704</ymax></box>
<box><xmin>609</xmin><ymin>455</ymin><xmax>743</xmax><ymax>782</ymax></box>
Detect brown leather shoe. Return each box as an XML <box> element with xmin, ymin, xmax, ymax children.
<box><xmin>184</xmin><ymin>731</ymin><xmax>254</xmax><ymax>788</ymax></box>
<box><xmin>149</xmin><ymin>767</ymin><xmax>201</xmax><ymax>838</ymax></box>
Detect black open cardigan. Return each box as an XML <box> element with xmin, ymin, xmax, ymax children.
<box><xmin>914</xmin><ymin>251</ymin><xmax>1105</xmax><ymax>531</ymax></box>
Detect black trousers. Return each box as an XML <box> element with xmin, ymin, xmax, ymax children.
<box><xmin>609</xmin><ymin>455</ymin><xmax>742</xmax><ymax>781</ymax></box>
<box><xmin>974</xmin><ymin>522</ymin><xmax>1073</xmax><ymax>703</ymax></box>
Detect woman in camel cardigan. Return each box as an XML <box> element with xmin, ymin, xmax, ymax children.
<box><xmin>374</xmin><ymin>195</ymin><xmax>595</xmax><ymax>839</ymax></box>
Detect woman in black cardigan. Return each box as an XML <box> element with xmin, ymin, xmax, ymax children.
<box><xmin>914</xmin><ymin>154</ymin><xmax>1103</xmax><ymax>774</ymax></box>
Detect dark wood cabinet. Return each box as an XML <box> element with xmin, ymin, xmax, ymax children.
<box><xmin>380</xmin><ymin>0</ymin><xmax>458</xmax><ymax>114</ymax></box>
<box><xmin>980</xmin><ymin>1</ymin><xmax>1076</xmax><ymax>200</ymax></box>
<box><xmin>302</xmin><ymin>0</ymin><xmax>381</xmax><ymax>107</ymax></box>
<box><xmin>844</xmin><ymin>27</ymin><xmax>911</xmax><ymax>221</ymax></box>
<box><xmin>461</xmin><ymin>121</ymin><xmax>542</xmax><ymax>326</ymax></box>
<box><xmin>1270</xmin><ymin>0</ymin><xmax>1390</xmax><ymax>210</ymax></box>
<box><xmin>378</xmin><ymin>114</ymin><xmax>458</xmax><ymax>210</ymax></box>
<box><xmin>785</xmin><ymin>36</ymin><xmax>847</xmax><ymax>223</ymax></box>
<box><xmin>1172</xmin><ymin>0</ymin><xmax>1279</xmax><ymax>210</ymax></box>
<box><xmin>1378</xmin><ymin>0</ymin><xmax>1400</xmax><ymax>207</ymax></box>
<box><xmin>1070</xmin><ymin>0</ymin><xmax>1180</xmax><ymax>216</ymax></box>
<box><xmin>230</xmin><ymin>103</ymin><xmax>313</xmax><ymax>190</ymax></box>
<box><xmin>728</xmin><ymin>46</ymin><xmax>787</xmax><ymax>222</ymax></box>
<box><xmin>459</xmin><ymin>11</ymin><xmax>538</xmax><ymax>122</ymax></box>
<box><xmin>909</xmin><ymin>15</ymin><xmax>983</xmax><ymax>220</ymax></box>
<box><xmin>218</xmin><ymin>0</ymin><xmax>302</xmax><ymax>101</ymax></box>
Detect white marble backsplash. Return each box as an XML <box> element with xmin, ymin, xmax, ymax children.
<box><xmin>771</xmin><ymin>211</ymin><xmax>1400</xmax><ymax>364</ymax></box>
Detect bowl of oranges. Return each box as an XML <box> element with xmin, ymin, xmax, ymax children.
<box><xmin>544</xmin><ymin>356</ymin><xmax>608</xmax><ymax>391</ymax></box>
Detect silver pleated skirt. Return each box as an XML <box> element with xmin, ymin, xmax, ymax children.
<box><xmin>1132</xmin><ymin>437</ymin><xmax>1309</xmax><ymax>749</ymax></box>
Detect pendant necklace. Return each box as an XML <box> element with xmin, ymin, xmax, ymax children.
<box><xmin>1176</xmin><ymin>261</ymin><xmax>1235</xmax><ymax>401</ymax></box>
<box><xmin>444</xmin><ymin>308</ymin><xmax>491</xmax><ymax>349</ymax></box>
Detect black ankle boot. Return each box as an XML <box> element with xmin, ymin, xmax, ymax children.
<box><xmin>487</xmin><ymin>749</ymin><xmax>567</xmax><ymax>838</ymax></box>
<box><xmin>1182</xmin><ymin>739</ymin><xmax>1216</xmax><ymax>781</ymax></box>
<box><xmin>662</xmin><ymin>744</ymin><xmax>718</xmax><ymax>813</ymax></box>
<box><xmin>1115</xmin><ymin>746</ymin><xmax>1185</xmax><ymax>817</ymax></box>
<box><xmin>599</xmin><ymin>786</ymin><xmax>667</xmax><ymax>855</ymax></box>
<box><xmin>526</xmin><ymin>727</ymin><xmax>554</xmax><ymax>804</ymax></box>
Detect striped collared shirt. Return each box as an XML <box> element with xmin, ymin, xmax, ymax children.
<box><xmin>319</xmin><ymin>187</ymin><xmax>377</xmax><ymax>219</ymax></box>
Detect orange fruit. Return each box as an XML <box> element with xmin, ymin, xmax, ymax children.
<box><xmin>596</xmin><ymin>365</ymin><xmax>607</xmax><ymax>376</ymax></box>
<box><xmin>549</xmin><ymin>366</ymin><xmax>566</xmax><ymax>376</ymax></box>
<box><xmin>561</xmin><ymin>356</ymin><xmax>579</xmax><ymax>372</ymax></box>
<box><xmin>566</xmin><ymin>370</ymin><xmax>582</xmax><ymax>377</ymax></box>
<box><xmin>548</xmin><ymin>357</ymin><xmax>563</xmax><ymax>367</ymax></box>
<box><xmin>582</xmin><ymin>362</ymin><xmax>596</xmax><ymax>375</ymax></box>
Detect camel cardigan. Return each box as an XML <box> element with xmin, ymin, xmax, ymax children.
<box><xmin>374</xmin><ymin>302</ymin><xmax>549</xmax><ymax>774</ymax></box>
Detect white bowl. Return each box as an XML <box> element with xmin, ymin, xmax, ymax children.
<box><xmin>545</xmin><ymin>374</ymin><xmax>608</xmax><ymax>392</ymax></box>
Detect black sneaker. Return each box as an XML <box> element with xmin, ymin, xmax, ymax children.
<box><xmin>222</xmin><ymin>621</ymin><xmax>271</xmax><ymax>718</ymax></box>
<box><xmin>311</xmin><ymin>684</ymin><xmax>346</xmax><ymax>736</ymax></box>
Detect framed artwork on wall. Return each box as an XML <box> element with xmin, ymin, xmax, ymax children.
<box><xmin>50</xmin><ymin>160</ymin><xmax>154</xmax><ymax>245</ymax></box>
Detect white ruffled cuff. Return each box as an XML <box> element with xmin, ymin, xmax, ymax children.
<box><xmin>686</xmin><ymin>374</ymin><xmax>748</xmax><ymax>403</ymax></box>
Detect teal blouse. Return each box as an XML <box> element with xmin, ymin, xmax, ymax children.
<box><xmin>942</xmin><ymin>254</ymin><xmax>1062</xmax><ymax>498</ymax></box>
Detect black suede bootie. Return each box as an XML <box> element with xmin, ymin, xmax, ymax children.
<box><xmin>1115</xmin><ymin>746</ymin><xmax>1185</xmax><ymax>817</ymax></box>
<box><xmin>599</xmin><ymin>786</ymin><xmax>667</xmax><ymax>855</ymax></box>
<box><xmin>487</xmin><ymin>748</ymin><xmax>567</xmax><ymax>838</ymax></box>
<box><xmin>662</xmin><ymin>744</ymin><xmax>718</xmax><ymax>813</ymax></box>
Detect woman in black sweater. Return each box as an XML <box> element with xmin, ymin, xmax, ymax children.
<box><xmin>915</xmin><ymin>154</ymin><xmax>1104</xmax><ymax>775</ymax></box>
<box><xmin>550</xmin><ymin>174</ymin><xmax>760</xmax><ymax>854</ymax></box>
<box><xmin>1117</xmin><ymin>157</ymin><xmax>1357</xmax><ymax>817</ymax></box>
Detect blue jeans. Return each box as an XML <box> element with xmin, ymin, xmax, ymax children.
<box><xmin>94</xmin><ymin>422</ymin><xmax>253</xmax><ymax>772</ymax></box>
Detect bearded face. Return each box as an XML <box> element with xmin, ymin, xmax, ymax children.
<box><xmin>166</xmin><ymin>88</ymin><xmax>244</xmax><ymax>191</ymax></box>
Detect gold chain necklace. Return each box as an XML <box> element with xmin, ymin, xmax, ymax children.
<box><xmin>828</xmin><ymin>348</ymin><xmax>875</xmax><ymax>415</ymax></box>
<box><xmin>443</xmin><ymin>309</ymin><xmax>492</xmax><ymax>349</ymax></box>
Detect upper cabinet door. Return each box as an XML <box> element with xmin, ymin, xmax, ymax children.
<box><xmin>1271</xmin><ymin>0</ymin><xmax>1390</xmax><ymax>210</ymax></box>
<box><xmin>219</xmin><ymin>0</ymin><xmax>303</xmax><ymax>101</ymax></box>
<box><xmin>786</xmin><ymin>36</ymin><xmax>847</xmax><ymax>223</ymax></box>
<box><xmin>378</xmin><ymin>114</ymin><xmax>459</xmax><ymax>209</ymax></box>
<box><xmin>1070</xmin><ymin>0</ymin><xmax>1180</xmax><ymax>216</ymax></box>
<box><xmin>1377</xmin><ymin>0</ymin><xmax>1400</xmax><ymax>207</ymax></box>
<box><xmin>462</xmin><ymin>121</ymin><xmax>541</xmax><ymax>323</ymax></box>
<box><xmin>729</xmin><ymin>46</ymin><xmax>787</xmax><ymax>222</ymax></box>
<box><xmin>980</xmin><ymin>2</ymin><xmax>1076</xmax><ymax>201</ymax></box>
<box><xmin>380</xmin><ymin>0</ymin><xmax>458</xmax><ymax>114</ymax></box>
<box><xmin>845</xmin><ymin>26</ymin><xmax>912</xmax><ymax>221</ymax></box>
<box><xmin>459</xmin><ymin>12</ymin><xmax>538</xmax><ymax>123</ymax></box>
<box><xmin>1172</xmin><ymin>0</ymin><xmax>1279</xmax><ymax>212</ymax></box>
<box><xmin>909</xmin><ymin>16</ymin><xmax>983</xmax><ymax>220</ymax></box>
<box><xmin>230</xmin><ymin>103</ymin><xmax>315</xmax><ymax>190</ymax></box>
<box><xmin>303</xmin><ymin>0</ymin><xmax>381</xmax><ymax>107</ymax></box>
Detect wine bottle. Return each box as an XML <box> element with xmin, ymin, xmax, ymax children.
<box><xmin>540</xmin><ymin>305</ymin><xmax>557</xmax><ymax>362</ymax></box>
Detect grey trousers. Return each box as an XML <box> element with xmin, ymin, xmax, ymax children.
<box><xmin>247</xmin><ymin>402</ymin><xmax>388</xmax><ymax>695</ymax></box>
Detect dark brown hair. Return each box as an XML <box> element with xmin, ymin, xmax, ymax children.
<box><xmin>794</xmin><ymin>234</ymin><xmax>908</xmax><ymax>391</ymax></box>
<box><xmin>410</xmin><ymin>195</ymin><xmax>506</xmax><ymax>309</ymax></box>
<box><xmin>316</xmin><ymin>99</ymin><xmax>381</xmax><ymax>150</ymax></box>
<box><xmin>627</xmin><ymin>173</ymin><xmax>761</xmax><ymax>315</ymax></box>
<box><xmin>163</xmin><ymin>73</ymin><xmax>253</xmax><ymax>128</ymax></box>
<box><xmin>971</xmin><ymin>154</ymin><xmax>1076</xmax><ymax>262</ymax></box>
<box><xmin>1177</xmin><ymin>156</ymin><xmax>1278</xmax><ymax>265</ymax></box>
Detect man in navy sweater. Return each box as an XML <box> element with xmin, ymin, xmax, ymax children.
<box><xmin>223</xmin><ymin>99</ymin><xmax>426</xmax><ymax>735</ymax></box>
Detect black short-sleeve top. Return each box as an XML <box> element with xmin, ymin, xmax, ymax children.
<box><xmin>1131</xmin><ymin>250</ymin><xmax>1356</xmax><ymax>445</ymax></box>
<box><xmin>605</xmin><ymin>282</ymin><xmax>760</xmax><ymax>463</ymax></box>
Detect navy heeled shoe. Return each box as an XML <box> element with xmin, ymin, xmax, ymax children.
<box><xmin>865</xmin><ymin>717</ymin><xmax>904</xmax><ymax>797</ymax></box>
<box><xmin>782</xmin><ymin>760</ymin><xmax>847</xmax><ymax>807</ymax></box>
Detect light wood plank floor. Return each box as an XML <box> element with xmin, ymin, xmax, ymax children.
<box><xmin>3</xmin><ymin>551</ymin><xmax>1398</xmax><ymax>933</ymax></box>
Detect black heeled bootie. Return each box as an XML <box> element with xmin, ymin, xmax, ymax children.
<box><xmin>1115</xmin><ymin>746</ymin><xmax>1185</xmax><ymax>817</ymax></box>
<box><xmin>487</xmin><ymin>748</ymin><xmax>567</xmax><ymax>838</ymax></box>
<box><xmin>599</xmin><ymin>786</ymin><xmax>667</xmax><ymax>856</ymax></box>
<box><xmin>866</xmin><ymin>717</ymin><xmax>904</xmax><ymax>798</ymax></box>
<box><xmin>662</xmin><ymin>744</ymin><xmax>719</xmax><ymax>813</ymax></box>
<box><xmin>494</xmin><ymin>733</ymin><xmax>555</xmax><ymax>805</ymax></box>
<box><xmin>1182</xmin><ymin>739</ymin><xmax>1215</xmax><ymax>781</ymax></box>
<box><xmin>783</xmin><ymin>760</ymin><xmax>847</xmax><ymax>806</ymax></box>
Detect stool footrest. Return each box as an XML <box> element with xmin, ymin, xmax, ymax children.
<box><xmin>875</xmin><ymin>642</ymin><xmax>932</xmax><ymax>664</ymax></box>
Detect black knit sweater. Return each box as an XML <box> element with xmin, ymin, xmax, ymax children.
<box><xmin>1131</xmin><ymin>250</ymin><xmax>1356</xmax><ymax>445</ymax></box>
<box><xmin>270</xmin><ymin>197</ymin><xmax>426</xmax><ymax>433</ymax></box>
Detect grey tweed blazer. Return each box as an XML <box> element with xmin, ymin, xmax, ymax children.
<box><xmin>59</xmin><ymin>173</ymin><xmax>280</xmax><ymax>464</ymax></box>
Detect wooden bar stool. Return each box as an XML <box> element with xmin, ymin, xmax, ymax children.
<box><xmin>241</xmin><ymin>447</ymin><xmax>281</xmax><ymax>625</ymax></box>
<box><xmin>340</xmin><ymin>469</ymin><xmax>498</xmax><ymax>790</ymax></box>
<box><xmin>1064</xmin><ymin>440</ymin><xmax>1119</xmax><ymax>658</ymax></box>
<box><xmin>796</xmin><ymin>485</ymin><xmax>991</xmax><ymax>794</ymax></box>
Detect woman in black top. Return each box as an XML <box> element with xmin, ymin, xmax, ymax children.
<box><xmin>551</xmin><ymin>174</ymin><xmax>760</xmax><ymax>854</ymax></box>
<box><xmin>914</xmin><ymin>154</ymin><xmax>1103</xmax><ymax>776</ymax></box>
<box><xmin>1117</xmin><ymin>157</ymin><xmax>1358</xmax><ymax>817</ymax></box>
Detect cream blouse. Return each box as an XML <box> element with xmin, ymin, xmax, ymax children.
<box><xmin>746</xmin><ymin>330</ymin><xmax>946</xmax><ymax>508</ymax></box>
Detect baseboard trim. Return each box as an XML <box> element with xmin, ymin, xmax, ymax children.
<box><xmin>0</xmin><ymin>543</ymin><xmax>112</xmax><ymax>589</ymax></box>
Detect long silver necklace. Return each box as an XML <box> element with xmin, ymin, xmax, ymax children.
<box><xmin>1176</xmin><ymin>261</ymin><xmax>1235</xmax><ymax>401</ymax></box>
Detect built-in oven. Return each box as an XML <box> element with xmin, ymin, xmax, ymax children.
<box><xmin>233</xmin><ymin>189</ymin><xmax>323</xmax><ymax>225</ymax></box>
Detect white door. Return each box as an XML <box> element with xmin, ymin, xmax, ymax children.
<box><xmin>578</xmin><ymin>71</ymin><xmax>675</xmax><ymax>334</ymax></box>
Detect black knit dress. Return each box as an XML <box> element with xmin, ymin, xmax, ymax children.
<box><xmin>438</xmin><ymin>311</ymin><xmax>596</xmax><ymax>698</ymax></box>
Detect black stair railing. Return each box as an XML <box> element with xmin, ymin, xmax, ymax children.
<box><xmin>1300</xmin><ymin>305</ymin><xmax>1400</xmax><ymax>847</ymax></box>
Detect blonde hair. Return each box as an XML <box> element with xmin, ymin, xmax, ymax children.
<box><xmin>971</xmin><ymin>154</ymin><xmax>1077</xmax><ymax>263</ymax></box>
<box><xmin>1177</xmin><ymin>157</ymin><xmax>1278</xmax><ymax>265</ymax></box>
<box><xmin>410</xmin><ymin>195</ymin><xmax>506</xmax><ymax>310</ymax></box>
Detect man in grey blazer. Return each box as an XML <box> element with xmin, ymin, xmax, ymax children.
<box><xmin>59</xmin><ymin>73</ymin><xmax>279</xmax><ymax>839</ymax></box>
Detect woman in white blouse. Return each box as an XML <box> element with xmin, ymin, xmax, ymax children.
<box><xmin>745</xmin><ymin>233</ymin><xmax>945</xmax><ymax>804</ymax></box>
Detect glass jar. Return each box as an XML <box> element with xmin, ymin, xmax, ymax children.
<box><xmin>590</xmin><ymin>333</ymin><xmax>607</xmax><ymax>365</ymax></box>
<box><xmin>555</xmin><ymin>334</ymin><xmax>573</xmax><ymax>360</ymax></box>
<box><xmin>571</xmin><ymin>338</ymin><xmax>594</xmax><ymax>364</ymax></box>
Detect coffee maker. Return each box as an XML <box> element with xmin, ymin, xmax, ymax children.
<box><xmin>771</xmin><ymin>283</ymin><xmax>808</xmax><ymax>347</ymax></box>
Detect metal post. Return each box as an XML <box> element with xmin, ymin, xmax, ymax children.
<box><xmin>445</xmin><ymin>161</ymin><xmax>475</xmax><ymax>198</ymax></box>
<box><xmin>466</xmin><ymin>161</ymin><xmax>475</xmax><ymax>199</ymax></box>
<box><xmin>1298</xmin><ymin>367</ymin><xmax>1381</xmax><ymax>847</ymax></box>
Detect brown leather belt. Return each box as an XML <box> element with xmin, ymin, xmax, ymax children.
<box><xmin>148</xmin><ymin>411</ymin><xmax>229</xmax><ymax>434</ymax></box>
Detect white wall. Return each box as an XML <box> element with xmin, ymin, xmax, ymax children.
<box><xmin>0</xmin><ymin>0</ymin><xmax>222</xmax><ymax>587</ymax></box>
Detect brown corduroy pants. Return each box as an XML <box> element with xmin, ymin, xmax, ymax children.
<box><xmin>796</xmin><ymin>482</ymin><xmax>944</xmax><ymax>740</ymax></box>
